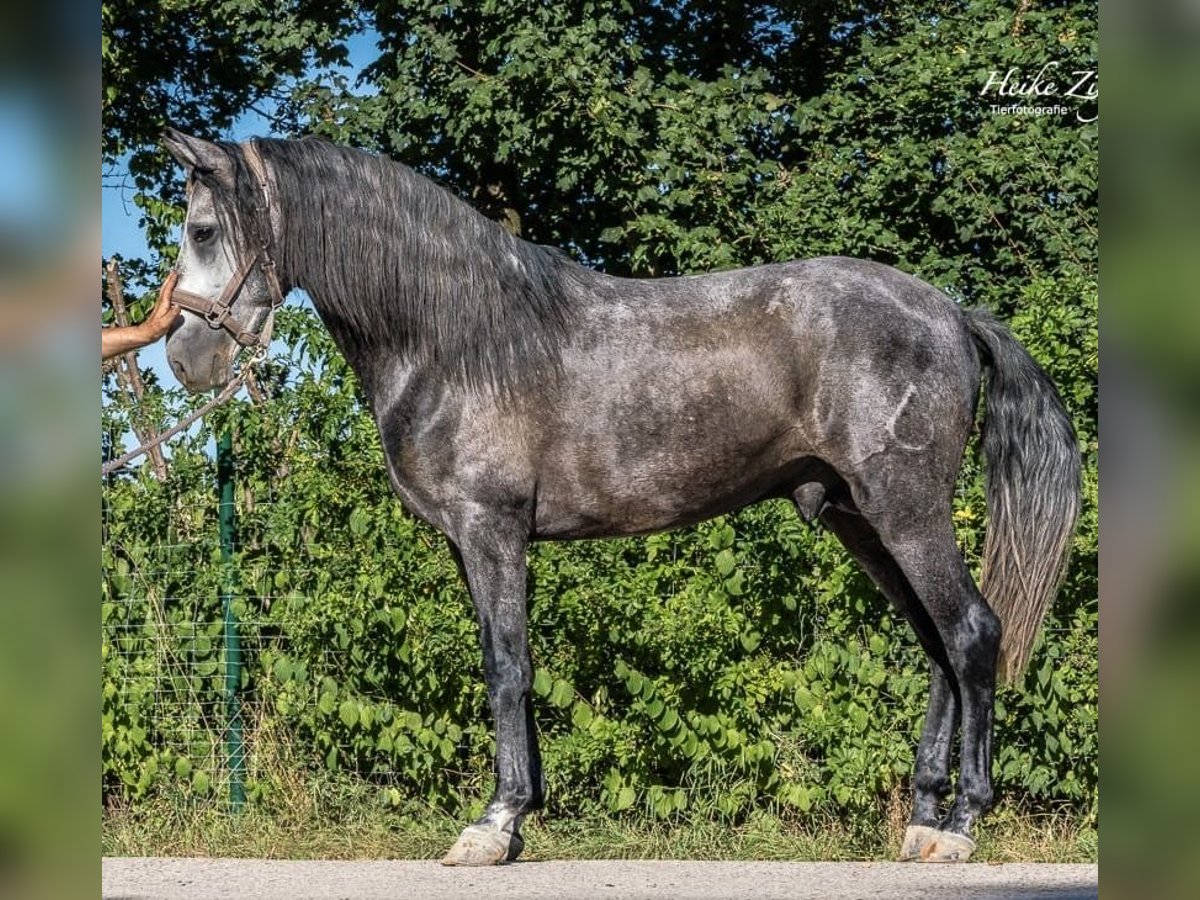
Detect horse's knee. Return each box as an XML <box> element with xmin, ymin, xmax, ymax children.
<box><xmin>484</xmin><ymin>648</ymin><xmax>533</xmax><ymax>700</ymax></box>
<box><xmin>487</xmin><ymin>678</ymin><xmax>531</xmax><ymax>713</ymax></box>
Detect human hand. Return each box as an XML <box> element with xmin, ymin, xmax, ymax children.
<box><xmin>101</xmin><ymin>271</ymin><xmax>181</xmax><ymax>360</ymax></box>
<box><xmin>140</xmin><ymin>270</ymin><xmax>180</xmax><ymax>340</ymax></box>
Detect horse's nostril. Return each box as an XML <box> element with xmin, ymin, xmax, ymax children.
<box><xmin>170</xmin><ymin>359</ymin><xmax>188</xmax><ymax>384</ymax></box>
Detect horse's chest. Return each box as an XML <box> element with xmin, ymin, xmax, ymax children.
<box><xmin>374</xmin><ymin>399</ymin><xmax>533</xmax><ymax>537</ymax></box>
<box><xmin>373</xmin><ymin>409</ymin><xmax>464</xmax><ymax>534</ymax></box>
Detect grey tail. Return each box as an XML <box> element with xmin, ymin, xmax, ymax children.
<box><xmin>966</xmin><ymin>310</ymin><xmax>1082</xmax><ymax>684</ymax></box>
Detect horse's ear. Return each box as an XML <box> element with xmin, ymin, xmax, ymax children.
<box><xmin>161</xmin><ymin>128</ymin><xmax>234</xmax><ymax>188</ymax></box>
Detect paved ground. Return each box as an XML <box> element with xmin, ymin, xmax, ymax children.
<box><xmin>103</xmin><ymin>858</ymin><xmax>1098</xmax><ymax>899</ymax></box>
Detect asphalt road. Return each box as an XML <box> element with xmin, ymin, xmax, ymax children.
<box><xmin>103</xmin><ymin>858</ymin><xmax>1098</xmax><ymax>899</ymax></box>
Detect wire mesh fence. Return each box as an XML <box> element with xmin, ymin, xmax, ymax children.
<box><xmin>102</xmin><ymin>450</ymin><xmax>494</xmax><ymax>816</ymax></box>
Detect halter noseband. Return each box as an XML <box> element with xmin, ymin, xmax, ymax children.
<box><xmin>168</xmin><ymin>141</ymin><xmax>286</xmax><ymax>349</ymax></box>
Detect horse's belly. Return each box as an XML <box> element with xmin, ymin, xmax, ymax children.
<box><xmin>531</xmin><ymin>487</ymin><xmax>768</xmax><ymax>540</ymax></box>
<box><xmin>531</xmin><ymin>432</ymin><xmax>814</xmax><ymax>540</ymax></box>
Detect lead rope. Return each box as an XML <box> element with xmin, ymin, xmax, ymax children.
<box><xmin>100</xmin><ymin>344</ymin><xmax>269</xmax><ymax>478</ymax></box>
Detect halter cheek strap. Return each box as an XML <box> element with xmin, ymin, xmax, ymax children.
<box><xmin>166</xmin><ymin>141</ymin><xmax>286</xmax><ymax>350</ymax></box>
<box><xmin>170</xmin><ymin>254</ymin><xmax>266</xmax><ymax>346</ymax></box>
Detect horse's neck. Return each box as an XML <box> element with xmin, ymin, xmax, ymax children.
<box><xmin>279</xmin><ymin>162</ymin><xmax>586</xmax><ymax>404</ymax></box>
<box><xmin>300</xmin><ymin>295</ymin><xmax>387</xmax><ymax>403</ymax></box>
<box><xmin>306</xmin><ymin>298</ymin><xmax>436</xmax><ymax>414</ymax></box>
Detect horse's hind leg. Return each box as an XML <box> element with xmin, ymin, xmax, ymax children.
<box><xmin>865</xmin><ymin>508</ymin><xmax>1000</xmax><ymax>860</ymax></box>
<box><xmin>817</xmin><ymin>507</ymin><xmax>963</xmax><ymax>859</ymax></box>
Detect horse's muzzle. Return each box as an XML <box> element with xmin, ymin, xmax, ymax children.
<box><xmin>168</xmin><ymin>349</ymin><xmax>233</xmax><ymax>393</ymax></box>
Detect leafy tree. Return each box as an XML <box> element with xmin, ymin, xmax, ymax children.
<box><xmin>286</xmin><ymin>1</ymin><xmax>1095</xmax><ymax>293</ymax></box>
<box><xmin>103</xmin><ymin>0</ymin><xmax>358</xmax><ymax>247</ymax></box>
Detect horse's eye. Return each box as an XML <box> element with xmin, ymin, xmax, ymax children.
<box><xmin>192</xmin><ymin>226</ymin><xmax>215</xmax><ymax>245</ymax></box>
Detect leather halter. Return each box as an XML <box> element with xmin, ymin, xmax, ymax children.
<box><xmin>168</xmin><ymin>141</ymin><xmax>286</xmax><ymax>348</ymax></box>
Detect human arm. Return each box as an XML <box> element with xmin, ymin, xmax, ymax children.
<box><xmin>101</xmin><ymin>271</ymin><xmax>179</xmax><ymax>360</ymax></box>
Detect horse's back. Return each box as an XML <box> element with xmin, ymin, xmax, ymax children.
<box><xmin>575</xmin><ymin>255</ymin><xmax>975</xmax><ymax>368</ymax></box>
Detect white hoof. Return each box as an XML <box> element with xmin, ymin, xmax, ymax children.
<box><xmin>899</xmin><ymin>825</ymin><xmax>976</xmax><ymax>862</ymax></box>
<box><xmin>899</xmin><ymin>825</ymin><xmax>940</xmax><ymax>861</ymax></box>
<box><xmin>440</xmin><ymin>824</ymin><xmax>523</xmax><ymax>866</ymax></box>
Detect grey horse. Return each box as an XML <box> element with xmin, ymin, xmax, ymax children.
<box><xmin>160</xmin><ymin>130</ymin><xmax>1080</xmax><ymax>865</ymax></box>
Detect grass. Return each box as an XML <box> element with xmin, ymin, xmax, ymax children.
<box><xmin>102</xmin><ymin>784</ymin><xmax>1096</xmax><ymax>863</ymax></box>
<box><xmin>103</xmin><ymin>713</ymin><xmax>1095</xmax><ymax>862</ymax></box>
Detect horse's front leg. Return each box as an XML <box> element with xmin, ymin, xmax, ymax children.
<box><xmin>441</xmin><ymin>520</ymin><xmax>543</xmax><ymax>866</ymax></box>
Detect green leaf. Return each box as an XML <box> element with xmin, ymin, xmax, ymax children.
<box><xmin>550</xmin><ymin>678</ymin><xmax>574</xmax><ymax>709</ymax></box>
<box><xmin>571</xmin><ymin>702</ymin><xmax>594</xmax><ymax>729</ymax></box>
<box><xmin>615</xmin><ymin>786</ymin><xmax>636</xmax><ymax>811</ymax></box>
<box><xmin>349</xmin><ymin>507</ymin><xmax>370</xmax><ymax>536</ymax></box>
<box><xmin>782</xmin><ymin>784</ymin><xmax>812</xmax><ymax>811</ymax></box>
<box><xmin>724</xmin><ymin>570</ymin><xmax>745</xmax><ymax>596</ymax></box>
<box><xmin>715</xmin><ymin>550</ymin><xmax>736</xmax><ymax>576</ymax></box>
<box><xmin>191</xmin><ymin>771</ymin><xmax>211</xmax><ymax>796</ymax></box>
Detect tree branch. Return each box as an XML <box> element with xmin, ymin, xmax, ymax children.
<box><xmin>106</xmin><ymin>259</ymin><xmax>169</xmax><ymax>480</ymax></box>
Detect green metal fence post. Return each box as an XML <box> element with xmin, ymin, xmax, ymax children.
<box><xmin>217</xmin><ymin>428</ymin><xmax>246</xmax><ymax>811</ymax></box>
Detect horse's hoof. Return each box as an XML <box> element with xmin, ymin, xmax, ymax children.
<box><xmin>440</xmin><ymin>824</ymin><xmax>522</xmax><ymax>866</ymax></box>
<box><xmin>898</xmin><ymin>825</ymin><xmax>940</xmax><ymax>861</ymax></box>
<box><xmin>899</xmin><ymin>825</ymin><xmax>976</xmax><ymax>863</ymax></box>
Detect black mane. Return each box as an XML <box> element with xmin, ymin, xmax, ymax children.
<box><xmin>207</xmin><ymin>135</ymin><xmax>580</xmax><ymax>396</ymax></box>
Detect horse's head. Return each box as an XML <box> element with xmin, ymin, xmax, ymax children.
<box><xmin>161</xmin><ymin>129</ymin><xmax>284</xmax><ymax>392</ymax></box>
